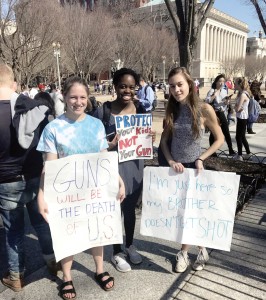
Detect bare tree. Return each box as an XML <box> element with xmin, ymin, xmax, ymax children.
<box><xmin>60</xmin><ymin>5</ymin><xmax>115</xmax><ymax>82</ymax></box>
<box><xmin>0</xmin><ymin>0</ymin><xmax>60</xmax><ymax>85</ymax></box>
<box><xmin>220</xmin><ymin>58</ymin><xmax>246</xmax><ymax>78</ymax></box>
<box><xmin>164</xmin><ymin>0</ymin><xmax>214</xmax><ymax>71</ymax></box>
<box><xmin>113</xmin><ymin>20</ymin><xmax>174</xmax><ymax>80</ymax></box>
<box><xmin>245</xmin><ymin>56</ymin><xmax>266</xmax><ymax>79</ymax></box>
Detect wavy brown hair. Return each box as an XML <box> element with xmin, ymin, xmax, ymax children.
<box><xmin>165</xmin><ymin>67</ymin><xmax>201</xmax><ymax>138</ymax></box>
<box><xmin>236</xmin><ymin>77</ymin><xmax>251</xmax><ymax>96</ymax></box>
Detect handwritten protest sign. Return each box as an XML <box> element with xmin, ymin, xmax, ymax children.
<box><xmin>115</xmin><ymin>114</ymin><xmax>153</xmax><ymax>162</ymax></box>
<box><xmin>44</xmin><ymin>152</ymin><xmax>122</xmax><ymax>261</ymax></box>
<box><xmin>140</xmin><ymin>167</ymin><xmax>240</xmax><ymax>251</ymax></box>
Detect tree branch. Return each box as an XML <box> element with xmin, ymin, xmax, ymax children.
<box><xmin>250</xmin><ymin>0</ymin><xmax>266</xmax><ymax>35</ymax></box>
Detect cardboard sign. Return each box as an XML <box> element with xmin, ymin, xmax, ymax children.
<box><xmin>44</xmin><ymin>152</ymin><xmax>122</xmax><ymax>261</ymax></box>
<box><xmin>115</xmin><ymin>114</ymin><xmax>153</xmax><ymax>162</ymax></box>
<box><xmin>140</xmin><ymin>167</ymin><xmax>240</xmax><ymax>251</ymax></box>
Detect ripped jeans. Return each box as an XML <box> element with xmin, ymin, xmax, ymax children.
<box><xmin>0</xmin><ymin>177</ymin><xmax>54</xmax><ymax>278</ymax></box>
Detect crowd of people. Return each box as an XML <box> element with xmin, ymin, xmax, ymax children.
<box><xmin>205</xmin><ymin>74</ymin><xmax>264</xmax><ymax>160</ymax></box>
<box><xmin>0</xmin><ymin>62</ymin><xmax>264</xmax><ymax>299</ymax></box>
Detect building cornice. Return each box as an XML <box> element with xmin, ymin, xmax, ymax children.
<box><xmin>137</xmin><ymin>3</ymin><xmax>249</xmax><ymax>34</ymax></box>
<box><xmin>209</xmin><ymin>8</ymin><xmax>249</xmax><ymax>33</ymax></box>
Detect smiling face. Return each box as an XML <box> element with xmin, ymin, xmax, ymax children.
<box><xmin>65</xmin><ymin>83</ymin><xmax>88</xmax><ymax>120</ymax></box>
<box><xmin>168</xmin><ymin>73</ymin><xmax>190</xmax><ymax>104</ymax></box>
<box><xmin>115</xmin><ymin>74</ymin><xmax>136</xmax><ymax>105</ymax></box>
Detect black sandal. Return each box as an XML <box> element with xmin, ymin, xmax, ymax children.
<box><xmin>59</xmin><ymin>280</ymin><xmax>76</xmax><ymax>300</ymax></box>
<box><xmin>94</xmin><ymin>272</ymin><xmax>114</xmax><ymax>291</ymax></box>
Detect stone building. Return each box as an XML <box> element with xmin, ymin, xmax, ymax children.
<box><xmin>139</xmin><ymin>0</ymin><xmax>249</xmax><ymax>83</ymax></box>
<box><xmin>246</xmin><ymin>30</ymin><xmax>266</xmax><ymax>59</ymax></box>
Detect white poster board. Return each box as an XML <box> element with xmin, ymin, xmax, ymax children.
<box><xmin>115</xmin><ymin>114</ymin><xmax>153</xmax><ymax>162</ymax></box>
<box><xmin>44</xmin><ymin>152</ymin><xmax>122</xmax><ymax>261</ymax></box>
<box><xmin>140</xmin><ymin>167</ymin><xmax>240</xmax><ymax>251</ymax></box>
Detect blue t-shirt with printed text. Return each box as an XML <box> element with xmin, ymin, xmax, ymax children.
<box><xmin>37</xmin><ymin>114</ymin><xmax>108</xmax><ymax>157</ymax></box>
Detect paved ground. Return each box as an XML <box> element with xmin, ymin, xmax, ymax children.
<box><xmin>0</xmin><ymin>87</ymin><xmax>266</xmax><ymax>299</ymax></box>
<box><xmin>0</xmin><ymin>185</ymin><xmax>265</xmax><ymax>300</ymax></box>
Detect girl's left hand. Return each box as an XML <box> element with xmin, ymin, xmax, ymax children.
<box><xmin>195</xmin><ymin>159</ymin><xmax>204</xmax><ymax>175</ymax></box>
<box><xmin>117</xmin><ymin>176</ymin><xmax>125</xmax><ymax>203</ymax></box>
<box><xmin>149</xmin><ymin>130</ymin><xmax>156</xmax><ymax>144</ymax></box>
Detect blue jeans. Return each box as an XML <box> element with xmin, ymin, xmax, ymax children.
<box><xmin>0</xmin><ymin>177</ymin><xmax>54</xmax><ymax>277</ymax></box>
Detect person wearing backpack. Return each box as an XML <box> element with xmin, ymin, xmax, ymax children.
<box><xmin>233</xmin><ymin>77</ymin><xmax>251</xmax><ymax>161</ymax></box>
<box><xmin>0</xmin><ymin>64</ymin><xmax>58</xmax><ymax>292</ymax></box>
<box><xmin>205</xmin><ymin>74</ymin><xmax>236</xmax><ymax>156</ymax></box>
<box><xmin>248</xmin><ymin>81</ymin><xmax>262</xmax><ymax>134</ymax></box>
<box><xmin>136</xmin><ymin>75</ymin><xmax>155</xmax><ymax>113</ymax></box>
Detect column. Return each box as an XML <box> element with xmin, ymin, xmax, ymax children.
<box><xmin>233</xmin><ymin>34</ymin><xmax>237</xmax><ymax>59</ymax></box>
<box><xmin>209</xmin><ymin>25</ymin><xmax>213</xmax><ymax>62</ymax></box>
<box><xmin>224</xmin><ymin>31</ymin><xmax>228</xmax><ymax>61</ymax></box>
<box><xmin>237</xmin><ymin>35</ymin><xmax>241</xmax><ymax>59</ymax></box>
<box><xmin>205</xmin><ymin>24</ymin><xmax>209</xmax><ymax>61</ymax></box>
<box><xmin>213</xmin><ymin>27</ymin><xmax>217</xmax><ymax>61</ymax></box>
<box><xmin>231</xmin><ymin>33</ymin><xmax>235</xmax><ymax>59</ymax></box>
<box><xmin>217</xmin><ymin>28</ymin><xmax>220</xmax><ymax>61</ymax></box>
<box><xmin>221</xmin><ymin>30</ymin><xmax>225</xmax><ymax>62</ymax></box>
<box><xmin>229</xmin><ymin>32</ymin><xmax>233</xmax><ymax>61</ymax></box>
<box><xmin>235</xmin><ymin>34</ymin><xmax>239</xmax><ymax>59</ymax></box>
<box><xmin>219</xmin><ymin>29</ymin><xmax>224</xmax><ymax>62</ymax></box>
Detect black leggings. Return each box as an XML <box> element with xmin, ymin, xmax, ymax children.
<box><xmin>113</xmin><ymin>187</ymin><xmax>142</xmax><ymax>254</ymax></box>
<box><xmin>236</xmin><ymin>118</ymin><xmax>250</xmax><ymax>155</ymax></box>
<box><xmin>209</xmin><ymin>110</ymin><xmax>234</xmax><ymax>153</ymax></box>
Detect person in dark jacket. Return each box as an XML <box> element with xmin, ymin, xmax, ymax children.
<box><xmin>0</xmin><ymin>64</ymin><xmax>57</xmax><ymax>293</ymax></box>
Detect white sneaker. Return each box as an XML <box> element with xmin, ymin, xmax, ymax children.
<box><xmin>125</xmin><ymin>245</ymin><xmax>142</xmax><ymax>265</ymax></box>
<box><xmin>233</xmin><ymin>154</ymin><xmax>243</xmax><ymax>161</ymax></box>
<box><xmin>111</xmin><ymin>252</ymin><xmax>131</xmax><ymax>272</ymax></box>
<box><xmin>175</xmin><ymin>250</ymin><xmax>190</xmax><ymax>273</ymax></box>
<box><xmin>193</xmin><ymin>248</ymin><xmax>209</xmax><ymax>271</ymax></box>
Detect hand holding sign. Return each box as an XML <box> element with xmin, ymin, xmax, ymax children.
<box><xmin>43</xmin><ymin>152</ymin><xmax>123</xmax><ymax>261</ymax></box>
<box><xmin>115</xmin><ymin>113</ymin><xmax>153</xmax><ymax>162</ymax></box>
<box><xmin>140</xmin><ymin>167</ymin><xmax>240</xmax><ymax>251</ymax></box>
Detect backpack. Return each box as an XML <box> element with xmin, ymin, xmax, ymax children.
<box><xmin>86</xmin><ymin>96</ymin><xmax>102</xmax><ymax>116</ymax></box>
<box><xmin>248</xmin><ymin>97</ymin><xmax>261</xmax><ymax>123</ymax></box>
<box><xmin>144</xmin><ymin>85</ymin><xmax>157</xmax><ymax>111</ymax></box>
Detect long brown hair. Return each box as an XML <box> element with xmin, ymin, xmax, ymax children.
<box><xmin>165</xmin><ymin>67</ymin><xmax>201</xmax><ymax>138</ymax></box>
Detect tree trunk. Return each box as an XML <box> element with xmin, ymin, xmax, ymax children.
<box><xmin>250</xmin><ymin>0</ymin><xmax>266</xmax><ymax>35</ymax></box>
<box><xmin>164</xmin><ymin>0</ymin><xmax>214</xmax><ymax>73</ymax></box>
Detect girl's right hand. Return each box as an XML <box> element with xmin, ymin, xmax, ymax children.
<box><xmin>169</xmin><ymin>160</ymin><xmax>185</xmax><ymax>173</ymax></box>
<box><xmin>108</xmin><ymin>134</ymin><xmax>119</xmax><ymax>150</ymax></box>
<box><xmin>214</xmin><ymin>89</ymin><xmax>220</xmax><ymax>97</ymax></box>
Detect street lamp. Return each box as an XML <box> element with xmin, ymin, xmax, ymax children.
<box><xmin>52</xmin><ymin>42</ymin><xmax>61</xmax><ymax>90</ymax></box>
<box><xmin>162</xmin><ymin>55</ymin><xmax>166</xmax><ymax>84</ymax></box>
<box><xmin>114</xmin><ymin>58</ymin><xmax>123</xmax><ymax>70</ymax></box>
<box><xmin>172</xmin><ymin>60</ymin><xmax>178</xmax><ymax>67</ymax></box>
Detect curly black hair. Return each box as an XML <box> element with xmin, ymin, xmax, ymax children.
<box><xmin>113</xmin><ymin>68</ymin><xmax>139</xmax><ymax>87</ymax></box>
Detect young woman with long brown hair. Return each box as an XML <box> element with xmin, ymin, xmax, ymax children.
<box><xmin>160</xmin><ymin>67</ymin><xmax>224</xmax><ymax>272</ymax></box>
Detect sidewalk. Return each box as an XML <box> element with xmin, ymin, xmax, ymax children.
<box><xmin>1</xmin><ymin>89</ymin><xmax>266</xmax><ymax>300</ymax></box>
<box><xmin>0</xmin><ymin>184</ymin><xmax>265</xmax><ymax>300</ymax></box>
